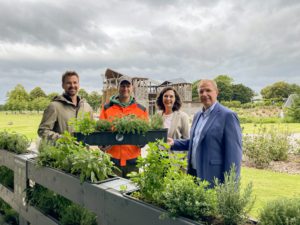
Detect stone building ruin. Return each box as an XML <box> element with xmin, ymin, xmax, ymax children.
<box><xmin>102</xmin><ymin>68</ymin><xmax>192</xmax><ymax>115</ymax></box>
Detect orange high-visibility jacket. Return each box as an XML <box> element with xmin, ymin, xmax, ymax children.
<box><xmin>99</xmin><ymin>100</ymin><xmax>148</xmax><ymax>166</ymax></box>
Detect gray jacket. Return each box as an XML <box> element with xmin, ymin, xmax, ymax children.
<box><xmin>38</xmin><ymin>94</ymin><xmax>93</xmax><ymax>140</ymax></box>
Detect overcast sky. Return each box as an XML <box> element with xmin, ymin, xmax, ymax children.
<box><xmin>1</xmin><ymin>0</ymin><xmax>300</xmax><ymax>104</ymax></box>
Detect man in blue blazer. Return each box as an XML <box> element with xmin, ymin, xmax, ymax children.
<box><xmin>168</xmin><ymin>79</ymin><xmax>242</xmax><ymax>186</ymax></box>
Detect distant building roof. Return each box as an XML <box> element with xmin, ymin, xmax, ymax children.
<box><xmin>283</xmin><ymin>94</ymin><xmax>299</xmax><ymax>108</ymax></box>
<box><xmin>159</xmin><ymin>78</ymin><xmax>190</xmax><ymax>86</ymax></box>
<box><xmin>104</xmin><ymin>68</ymin><xmax>125</xmax><ymax>79</ymax></box>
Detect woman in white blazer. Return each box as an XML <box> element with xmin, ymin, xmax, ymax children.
<box><xmin>156</xmin><ymin>87</ymin><xmax>190</xmax><ymax>139</ymax></box>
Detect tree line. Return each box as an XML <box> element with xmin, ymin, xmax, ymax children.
<box><xmin>192</xmin><ymin>75</ymin><xmax>300</xmax><ymax>104</ymax></box>
<box><xmin>2</xmin><ymin>84</ymin><xmax>102</xmax><ymax>113</ymax></box>
<box><xmin>1</xmin><ymin>76</ymin><xmax>300</xmax><ymax>113</ymax></box>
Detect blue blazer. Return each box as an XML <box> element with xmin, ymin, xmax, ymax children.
<box><xmin>172</xmin><ymin>102</ymin><xmax>242</xmax><ymax>185</ymax></box>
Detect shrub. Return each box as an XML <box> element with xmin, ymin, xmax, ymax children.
<box><xmin>243</xmin><ymin>134</ymin><xmax>272</xmax><ymax>169</ymax></box>
<box><xmin>0</xmin><ymin>131</ymin><xmax>30</xmax><ymax>154</ymax></box>
<box><xmin>214</xmin><ymin>166</ymin><xmax>255</xmax><ymax>225</ymax></box>
<box><xmin>286</xmin><ymin>95</ymin><xmax>300</xmax><ymax>122</ymax></box>
<box><xmin>259</xmin><ymin>198</ymin><xmax>300</xmax><ymax>225</ymax></box>
<box><xmin>243</xmin><ymin>125</ymin><xmax>290</xmax><ymax>168</ymax></box>
<box><xmin>221</xmin><ymin>101</ymin><xmax>241</xmax><ymax>108</ymax></box>
<box><xmin>161</xmin><ymin>173</ymin><xmax>217</xmax><ymax>221</ymax></box>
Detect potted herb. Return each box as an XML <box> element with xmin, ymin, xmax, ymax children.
<box><xmin>124</xmin><ymin>140</ymin><xmax>256</xmax><ymax>225</ymax></box>
<box><xmin>72</xmin><ymin>113</ymin><xmax>167</xmax><ymax>145</ymax></box>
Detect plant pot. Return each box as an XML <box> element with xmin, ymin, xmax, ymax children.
<box><xmin>73</xmin><ymin>129</ymin><xmax>168</xmax><ymax>145</ymax></box>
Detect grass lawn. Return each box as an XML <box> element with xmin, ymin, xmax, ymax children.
<box><xmin>241</xmin><ymin>167</ymin><xmax>300</xmax><ymax>219</ymax></box>
<box><xmin>0</xmin><ymin>112</ymin><xmax>42</xmax><ymax>140</ymax></box>
<box><xmin>241</xmin><ymin>123</ymin><xmax>300</xmax><ymax>134</ymax></box>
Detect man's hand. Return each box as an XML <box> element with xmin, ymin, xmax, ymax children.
<box><xmin>98</xmin><ymin>145</ymin><xmax>112</xmax><ymax>152</ymax></box>
<box><xmin>167</xmin><ymin>138</ymin><xmax>174</xmax><ymax>146</ymax></box>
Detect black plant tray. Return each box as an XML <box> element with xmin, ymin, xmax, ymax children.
<box><xmin>74</xmin><ymin>129</ymin><xmax>168</xmax><ymax>146</ymax></box>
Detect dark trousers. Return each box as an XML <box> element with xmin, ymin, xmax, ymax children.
<box><xmin>189</xmin><ymin>168</ymin><xmax>197</xmax><ymax>177</ymax></box>
<box><xmin>112</xmin><ymin>158</ymin><xmax>139</xmax><ymax>178</ymax></box>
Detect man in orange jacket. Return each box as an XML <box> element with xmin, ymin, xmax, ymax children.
<box><xmin>99</xmin><ymin>76</ymin><xmax>148</xmax><ymax>178</ymax></box>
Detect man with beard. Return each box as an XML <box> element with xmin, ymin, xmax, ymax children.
<box><xmin>38</xmin><ymin>71</ymin><xmax>93</xmax><ymax>140</ymax></box>
<box><xmin>99</xmin><ymin>76</ymin><xmax>148</xmax><ymax>178</ymax></box>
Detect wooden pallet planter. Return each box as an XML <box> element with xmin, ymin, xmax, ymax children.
<box><xmin>74</xmin><ymin>129</ymin><xmax>168</xmax><ymax>145</ymax></box>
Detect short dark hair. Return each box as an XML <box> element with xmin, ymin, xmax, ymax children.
<box><xmin>62</xmin><ymin>71</ymin><xmax>79</xmax><ymax>83</ymax></box>
<box><xmin>156</xmin><ymin>86</ymin><xmax>182</xmax><ymax>112</ymax></box>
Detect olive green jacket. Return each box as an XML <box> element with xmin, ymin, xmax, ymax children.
<box><xmin>38</xmin><ymin>94</ymin><xmax>93</xmax><ymax>140</ymax></box>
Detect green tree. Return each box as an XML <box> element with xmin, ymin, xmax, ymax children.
<box><xmin>78</xmin><ymin>89</ymin><xmax>89</xmax><ymax>100</ymax></box>
<box><xmin>214</xmin><ymin>75</ymin><xmax>234</xmax><ymax>102</ymax></box>
<box><xmin>29</xmin><ymin>87</ymin><xmax>46</xmax><ymax>100</ymax></box>
<box><xmin>5</xmin><ymin>84</ymin><xmax>29</xmax><ymax>112</ymax></box>
<box><xmin>192</xmin><ymin>80</ymin><xmax>200</xmax><ymax>101</ymax></box>
<box><xmin>286</xmin><ymin>95</ymin><xmax>300</xmax><ymax>122</ymax></box>
<box><xmin>47</xmin><ymin>92</ymin><xmax>59</xmax><ymax>100</ymax></box>
<box><xmin>31</xmin><ymin>97</ymin><xmax>50</xmax><ymax>113</ymax></box>
<box><xmin>261</xmin><ymin>81</ymin><xmax>300</xmax><ymax>101</ymax></box>
<box><xmin>232</xmin><ymin>84</ymin><xmax>254</xmax><ymax>104</ymax></box>
<box><xmin>88</xmin><ymin>91</ymin><xmax>102</xmax><ymax>111</ymax></box>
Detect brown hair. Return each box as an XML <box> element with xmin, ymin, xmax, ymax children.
<box><xmin>62</xmin><ymin>71</ymin><xmax>79</xmax><ymax>84</ymax></box>
<box><xmin>156</xmin><ymin>86</ymin><xmax>182</xmax><ymax>112</ymax></box>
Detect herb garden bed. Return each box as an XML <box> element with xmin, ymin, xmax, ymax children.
<box><xmin>74</xmin><ymin>129</ymin><xmax>168</xmax><ymax>145</ymax></box>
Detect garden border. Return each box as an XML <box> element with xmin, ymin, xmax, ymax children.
<box><xmin>0</xmin><ymin>149</ymin><xmax>200</xmax><ymax>225</ymax></box>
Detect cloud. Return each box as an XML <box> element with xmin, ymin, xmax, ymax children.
<box><xmin>0</xmin><ymin>0</ymin><xmax>300</xmax><ymax>103</ymax></box>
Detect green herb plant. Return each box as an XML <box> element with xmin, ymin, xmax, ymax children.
<box><xmin>128</xmin><ymin>140</ymin><xmax>175</xmax><ymax>203</ymax></box>
<box><xmin>112</xmin><ymin>114</ymin><xmax>150</xmax><ymax>135</ymax></box>
<box><xmin>37</xmin><ymin>132</ymin><xmax>116</xmax><ymax>183</ymax></box>
<box><xmin>129</xmin><ymin>140</ymin><xmax>218</xmax><ymax>223</ymax></box>
<box><xmin>0</xmin><ymin>131</ymin><xmax>30</xmax><ymax>154</ymax></box>
<box><xmin>95</xmin><ymin>119</ymin><xmax>112</xmax><ymax>132</ymax></box>
<box><xmin>150</xmin><ymin>114</ymin><xmax>164</xmax><ymax>130</ymax></box>
<box><xmin>259</xmin><ymin>197</ymin><xmax>300</xmax><ymax>225</ymax></box>
<box><xmin>161</xmin><ymin>172</ymin><xmax>217</xmax><ymax>222</ymax></box>
<box><xmin>214</xmin><ymin>165</ymin><xmax>255</xmax><ymax>225</ymax></box>
<box><xmin>69</xmin><ymin>112</ymin><xmax>95</xmax><ymax>135</ymax></box>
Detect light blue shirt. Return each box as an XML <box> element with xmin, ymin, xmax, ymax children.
<box><xmin>191</xmin><ymin>102</ymin><xmax>217</xmax><ymax>169</ymax></box>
